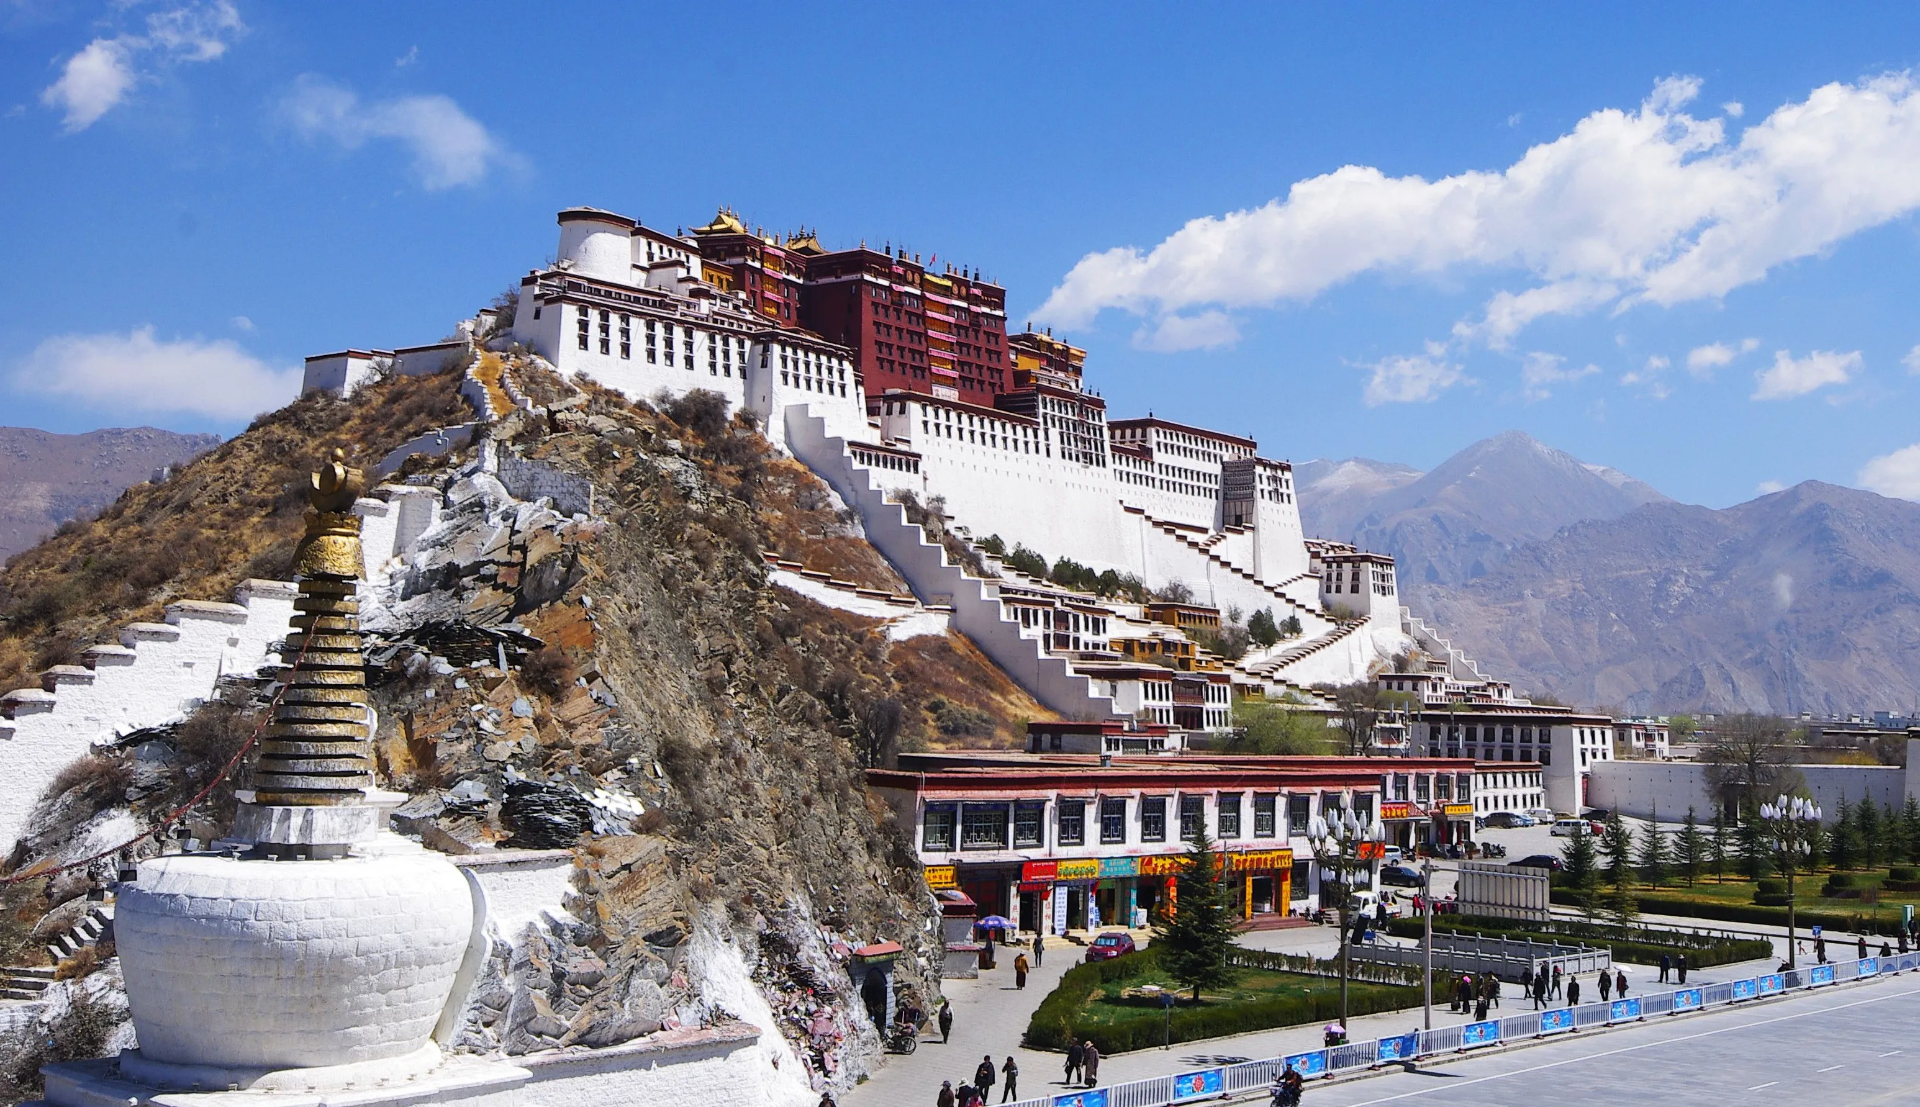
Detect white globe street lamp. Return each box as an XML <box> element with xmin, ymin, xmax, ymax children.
<box><xmin>1757</xmin><ymin>793</ymin><xmax>1822</xmax><ymax>968</ymax></box>
<box><xmin>1308</xmin><ymin>809</ymin><xmax>1386</xmax><ymax>1032</ymax></box>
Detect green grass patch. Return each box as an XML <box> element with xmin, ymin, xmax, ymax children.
<box><xmin>1024</xmin><ymin>945</ymin><xmax>1419</xmax><ymax>1054</ymax></box>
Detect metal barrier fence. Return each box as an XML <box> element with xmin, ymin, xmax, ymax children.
<box><xmin>1003</xmin><ymin>954</ymin><xmax>1906</xmax><ymax>1107</ymax></box>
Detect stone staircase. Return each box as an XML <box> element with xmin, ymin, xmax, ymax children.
<box><xmin>44</xmin><ymin>903</ymin><xmax>112</xmax><ymax>964</ymax></box>
<box><xmin>0</xmin><ymin>966</ymin><xmax>55</xmax><ymax>1003</ymax></box>
<box><xmin>786</xmin><ymin>409</ymin><xmax>1125</xmax><ymax>722</ymax></box>
<box><xmin>1138</xmin><ymin>513</ymin><xmax>1328</xmax><ymax>628</ymax></box>
<box><xmin>1400</xmin><ymin>607</ymin><xmax>1486</xmax><ymax>681</ymax></box>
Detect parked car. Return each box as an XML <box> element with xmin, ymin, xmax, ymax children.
<box><xmin>1381</xmin><ymin>846</ymin><xmax>1405</xmax><ymax>865</ymax></box>
<box><xmin>1084</xmin><ymin>932</ymin><xmax>1137</xmax><ymax>962</ymax></box>
<box><xmin>1482</xmin><ymin>812</ymin><xmax>1537</xmax><ymax>829</ymax></box>
<box><xmin>1347</xmin><ymin>890</ymin><xmax>1401</xmax><ymax>919</ymax></box>
<box><xmin>1526</xmin><ymin>807</ymin><xmax>1557</xmax><ymax>823</ymax></box>
<box><xmin>1510</xmin><ymin>854</ymin><xmax>1565</xmax><ymax>871</ymax></box>
<box><xmin>1551</xmin><ymin>818</ymin><xmax>1592</xmax><ymax>837</ymax></box>
<box><xmin>1380</xmin><ymin>864</ymin><xmax>1423</xmax><ymax>887</ymax></box>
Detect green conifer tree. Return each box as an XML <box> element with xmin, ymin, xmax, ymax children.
<box><xmin>1829</xmin><ymin>797</ymin><xmax>1859</xmax><ymax>871</ymax></box>
<box><xmin>1736</xmin><ymin>805</ymin><xmax>1771</xmax><ymax>881</ymax></box>
<box><xmin>1676</xmin><ymin>807</ymin><xmax>1707</xmax><ymax>886</ymax></box>
<box><xmin>1883</xmin><ymin>802</ymin><xmax>1906</xmax><ymax>872</ymax></box>
<box><xmin>1638</xmin><ymin>808</ymin><xmax>1670</xmax><ymax>887</ymax></box>
<box><xmin>1601</xmin><ymin>811</ymin><xmax>1636</xmax><ymax>892</ymax></box>
<box><xmin>1857</xmin><ymin>798</ymin><xmax>1883</xmax><ymax>870</ymax></box>
<box><xmin>1709</xmin><ymin>807</ymin><xmax>1731</xmax><ymax>882</ymax></box>
<box><xmin>1151</xmin><ymin>830</ymin><xmax>1239</xmax><ymax>1002</ymax></box>
<box><xmin>1561</xmin><ymin>824</ymin><xmax>1601</xmax><ymax>916</ymax></box>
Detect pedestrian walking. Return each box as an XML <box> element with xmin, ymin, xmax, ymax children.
<box><xmin>1474</xmin><ymin>994</ymin><xmax>1488</xmax><ymax>1021</ymax></box>
<box><xmin>974</xmin><ymin>1055</ymin><xmax>995</xmax><ymax>1102</ymax></box>
<box><xmin>1859</xmin><ymin>935</ymin><xmax>1870</xmax><ymax>962</ymax></box>
<box><xmin>1676</xmin><ymin>955</ymin><xmax>1688</xmax><ymax>984</ymax></box>
<box><xmin>1816</xmin><ymin>936</ymin><xmax>1827</xmax><ymax>964</ymax></box>
<box><xmin>938</xmin><ymin>999</ymin><xmax>954</xmax><ymax>1044</ymax></box>
<box><xmin>1659</xmin><ymin>953</ymin><xmax>1671</xmax><ymax>983</ymax></box>
<box><xmin>1615</xmin><ymin>969</ymin><xmax>1627</xmax><ymax>999</ymax></box>
<box><xmin>938</xmin><ymin>1080</ymin><xmax>957</xmax><ymax>1107</ymax></box>
<box><xmin>1567</xmin><ymin>978</ymin><xmax>1581</xmax><ymax>1007</ymax></box>
<box><xmin>1551</xmin><ymin>964</ymin><xmax>1563</xmax><ymax>999</ymax></box>
<box><xmin>1882</xmin><ymin>941</ymin><xmax>1893</xmax><ymax>958</ymax></box>
<box><xmin>1488</xmin><ymin>974</ymin><xmax>1500</xmax><ymax>1009</ymax></box>
<box><xmin>1901</xmin><ymin>931</ymin><xmax>1910</xmax><ymax>954</ymax></box>
<box><xmin>956</xmin><ymin>1082</ymin><xmax>979</xmax><ymax>1107</ymax></box>
<box><xmin>1014</xmin><ymin>952</ymin><xmax>1031</xmax><ymax>989</ymax></box>
<box><xmin>1082</xmin><ymin>1040</ymin><xmax>1101</xmax><ymax>1087</ymax></box>
<box><xmin>1033</xmin><ymin>932</ymin><xmax>1045</xmax><ymax>968</ymax></box>
<box><xmin>1064</xmin><ymin>1039</ymin><xmax>1083</xmax><ymax>1085</ymax></box>
<box><xmin>1519</xmin><ymin>965</ymin><xmax>1533</xmax><ymax>998</ymax></box>
<box><xmin>1533</xmin><ymin>971</ymin><xmax>1548</xmax><ymax>1009</ymax></box>
<box><xmin>819</xmin><ymin>1094</ymin><xmax>836</xmax><ymax>1107</ymax></box>
<box><xmin>1598</xmin><ymin>971</ymin><xmax>1611</xmax><ymax>1002</ymax></box>
<box><xmin>1000</xmin><ymin>1056</ymin><xmax>1019</xmax><ymax>1103</ymax></box>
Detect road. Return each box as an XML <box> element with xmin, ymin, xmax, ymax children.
<box><xmin>1305</xmin><ymin>973</ymin><xmax>1920</xmax><ymax>1106</ymax></box>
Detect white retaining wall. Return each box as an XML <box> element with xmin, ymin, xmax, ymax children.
<box><xmin>1589</xmin><ymin>758</ymin><xmax>1909</xmax><ymax>821</ymax></box>
<box><xmin>788</xmin><ymin>409</ymin><xmax>1122</xmax><ymax>722</ymax></box>
<box><xmin>0</xmin><ymin>580</ymin><xmax>299</xmax><ymax>854</ymax></box>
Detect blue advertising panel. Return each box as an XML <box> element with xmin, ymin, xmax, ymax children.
<box><xmin>1671</xmin><ymin>987</ymin><xmax>1703</xmax><ymax>1011</ymax></box>
<box><xmin>1609</xmin><ymin>998</ymin><xmax>1642</xmax><ymax>1021</ymax></box>
<box><xmin>1810</xmin><ymin>964</ymin><xmax>1835</xmax><ymax>985</ymax></box>
<box><xmin>1860</xmin><ymin>957</ymin><xmax>1880</xmax><ymax>978</ymax></box>
<box><xmin>1283</xmin><ymin>1050</ymin><xmax>1328</xmax><ymax>1078</ymax></box>
<box><xmin>1172</xmin><ymin>1069</ymin><xmax>1224</xmax><ymax>1101</ymax></box>
<box><xmin>1461</xmin><ymin>1020</ymin><xmax>1500</xmax><ymax>1048</ymax></box>
<box><xmin>1376</xmin><ymin>1031</ymin><xmax>1420</xmax><ymax>1061</ymax></box>
<box><xmin>1731</xmin><ymin>977</ymin><xmax>1759</xmax><ymax>1000</ymax></box>
<box><xmin>1539</xmin><ymin>1008</ymin><xmax>1574</xmax><ymax>1033</ymax></box>
<box><xmin>1758</xmin><ymin>973</ymin><xmax>1787</xmax><ymax>995</ymax></box>
<box><xmin>1053</xmin><ymin>1092</ymin><xmax>1109</xmax><ymax>1107</ymax></box>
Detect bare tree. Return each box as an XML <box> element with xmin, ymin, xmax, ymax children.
<box><xmin>1702</xmin><ymin>714</ymin><xmax>1791</xmax><ymax>815</ymax></box>
<box><xmin>1313</xmin><ymin>682</ymin><xmax>1402</xmax><ymax>757</ymax></box>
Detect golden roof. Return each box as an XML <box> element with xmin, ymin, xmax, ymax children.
<box><xmin>692</xmin><ymin>206</ymin><xmax>747</xmax><ymax>236</ymax></box>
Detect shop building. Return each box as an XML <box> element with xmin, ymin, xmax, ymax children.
<box><xmin>870</xmin><ymin>751</ymin><xmax>1474</xmax><ymax>936</ymax></box>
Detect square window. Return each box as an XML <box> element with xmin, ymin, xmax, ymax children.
<box><xmin>960</xmin><ymin>804</ymin><xmax>1009</xmax><ymax>850</ymax></box>
<box><xmin>1218</xmin><ymin>793</ymin><xmax>1242</xmax><ymax>838</ymax></box>
<box><xmin>1013</xmin><ymin>803</ymin><xmax>1045</xmax><ymax>848</ymax></box>
<box><xmin>1286</xmin><ymin>794</ymin><xmax>1311</xmax><ymax>834</ymax></box>
<box><xmin>1178</xmin><ymin>795</ymin><xmax>1204</xmax><ymax>841</ymax></box>
<box><xmin>1099</xmin><ymin>797</ymin><xmax>1127</xmax><ymax>844</ymax></box>
<box><xmin>1058</xmin><ymin>801</ymin><xmax>1086</xmax><ymax>846</ymax></box>
<box><xmin>922</xmin><ymin>806</ymin><xmax>956</xmax><ymax>852</ymax></box>
<box><xmin>1142</xmin><ymin>797</ymin><xmax>1167</xmax><ymax>842</ymax></box>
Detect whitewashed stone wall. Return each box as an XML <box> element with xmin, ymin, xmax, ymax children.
<box><xmin>0</xmin><ymin>580</ymin><xmax>298</xmax><ymax>854</ymax></box>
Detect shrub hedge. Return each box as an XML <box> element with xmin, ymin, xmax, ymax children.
<box><xmin>1550</xmin><ymin>888</ymin><xmax>1906</xmax><ymax>936</ymax></box>
<box><xmin>1383</xmin><ymin>916</ymin><xmax>1771</xmax><ymax>968</ymax></box>
<box><xmin>1023</xmin><ymin>946</ymin><xmax>1421</xmax><ymax>1054</ymax></box>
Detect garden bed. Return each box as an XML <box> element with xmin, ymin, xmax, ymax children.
<box><xmin>1024</xmin><ymin>946</ymin><xmax>1419</xmax><ymax>1054</ymax></box>
<box><xmin>1383</xmin><ymin>915</ymin><xmax>1771</xmax><ymax>968</ymax></box>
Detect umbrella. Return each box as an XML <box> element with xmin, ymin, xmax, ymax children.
<box><xmin>976</xmin><ymin>915</ymin><xmax>1014</xmax><ymax>929</ymax></box>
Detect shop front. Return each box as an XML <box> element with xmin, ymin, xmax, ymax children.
<box><xmin>1381</xmin><ymin>801</ymin><xmax>1424</xmax><ymax>850</ymax></box>
<box><xmin>1437</xmin><ymin>802</ymin><xmax>1475</xmax><ymax>845</ymax></box>
<box><xmin>1051</xmin><ymin>858</ymin><xmax>1100</xmax><ymax>933</ymax></box>
<box><xmin>1225</xmin><ymin>848</ymin><xmax>1293</xmax><ymax>918</ymax></box>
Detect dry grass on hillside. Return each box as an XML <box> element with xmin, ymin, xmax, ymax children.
<box><xmin>0</xmin><ymin>371</ymin><xmax>473</xmax><ymax>694</ymax></box>
<box><xmin>892</xmin><ymin>630</ymin><xmax>1053</xmax><ymax>749</ymax></box>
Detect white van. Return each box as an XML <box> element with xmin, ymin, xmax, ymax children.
<box><xmin>1550</xmin><ymin>818</ymin><xmax>1591</xmax><ymax>837</ymax></box>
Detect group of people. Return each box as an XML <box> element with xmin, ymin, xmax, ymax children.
<box><xmin>1654</xmin><ymin>953</ymin><xmax>1690</xmax><ymax>984</ymax></box>
<box><xmin>1447</xmin><ymin>972</ymin><xmax>1501</xmax><ymax>1020</ymax></box>
<box><xmin>935</xmin><ymin>1055</ymin><xmax>1019</xmax><ymax>1106</ymax></box>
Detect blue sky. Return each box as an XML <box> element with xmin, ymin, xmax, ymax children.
<box><xmin>8</xmin><ymin>3</ymin><xmax>1920</xmax><ymax>509</ymax></box>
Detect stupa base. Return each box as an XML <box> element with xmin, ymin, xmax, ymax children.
<box><xmin>35</xmin><ymin>1050</ymin><xmax>530</xmax><ymax>1107</ymax></box>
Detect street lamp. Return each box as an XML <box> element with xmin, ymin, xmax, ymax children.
<box><xmin>1308</xmin><ymin>809</ymin><xmax>1385</xmax><ymax>1032</ymax></box>
<box><xmin>1757</xmin><ymin>794</ymin><xmax>1822</xmax><ymax>968</ymax></box>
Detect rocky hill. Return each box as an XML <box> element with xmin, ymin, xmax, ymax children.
<box><xmin>0</xmin><ymin>362</ymin><xmax>1045</xmax><ymax>1100</ymax></box>
<box><xmin>0</xmin><ymin>428</ymin><xmax>221</xmax><ymax>564</ymax></box>
<box><xmin>1419</xmin><ymin>481</ymin><xmax>1920</xmax><ymax>716</ymax></box>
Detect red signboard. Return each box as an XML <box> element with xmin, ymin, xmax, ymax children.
<box><xmin>1380</xmin><ymin>802</ymin><xmax>1414</xmax><ymax>820</ymax></box>
<box><xmin>1357</xmin><ymin>841</ymin><xmax>1386</xmax><ymax>861</ymax></box>
<box><xmin>1021</xmin><ymin>860</ymin><xmax>1058</xmax><ymax>883</ymax></box>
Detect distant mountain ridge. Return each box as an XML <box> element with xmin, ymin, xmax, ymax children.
<box><xmin>0</xmin><ymin>427</ymin><xmax>222</xmax><ymax>563</ymax></box>
<box><xmin>1296</xmin><ymin>433</ymin><xmax>1920</xmax><ymax>715</ymax></box>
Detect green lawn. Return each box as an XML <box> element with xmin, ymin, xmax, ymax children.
<box><xmin>1027</xmin><ymin>947</ymin><xmax>1418</xmax><ymax>1053</ymax></box>
<box><xmin>1561</xmin><ymin>868</ymin><xmax>1920</xmax><ymax>933</ymax></box>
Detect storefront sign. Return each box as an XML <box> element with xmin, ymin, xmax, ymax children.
<box><xmin>1380</xmin><ymin>802</ymin><xmax>1414</xmax><ymax>820</ymax></box>
<box><xmin>1442</xmin><ymin>803</ymin><xmax>1474</xmax><ymax>818</ymax></box>
<box><xmin>1225</xmin><ymin>849</ymin><xmax>1292</xmax><ymax>872</ymax></box>
<box><xmin>1017</xmin><ymin>882</ymin><xmax>1050</xmax><ymax>893</ymax></box>
<box><xmin>924</xmin><ymin>865</ymin><xmax>957</xmax><ymax>890</ymax></box>
<box><xmin>1056</xmin><ymin>859</ymin><xmax>1100</xmax><ymax>881</ymax></box>
<box><xmin>1138</xmin><ymin>855</ymin><xmax>1187</xmax><ymax>876</ymax></box>
<box><xmin>1357</xmin><ymin>841</ymin><xmax>1386</xmax><ymax>861</ymax></box>
<box><xmin>1022</xmin><ymin>861</ymin><xmax>1058</xmax><ymax>883</ymax></box>
<box><xmin>1098</xmin><ymin>856</ymin><xmax>1138</xmax><ymax>878</ymax></box>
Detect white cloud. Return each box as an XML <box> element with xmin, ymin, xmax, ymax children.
<box><xmin>1038</xmin><ymin>73</ymin><xmax>1920</xmax><ymax>354</ymax></box>
<box><xmin>395</xmin><ymin>45</ymin><xmax>418</xmax><ymax>68</ymax></box>
<box><xmin>39</xmin><ymin>2</ymin><xmax>242</xmax><ymax>132</ymax></box>
<box><xmin>1359</xmin><ymin>342</ymin><xmax>1469</xmax><ymax>406</ymax></box>
<box><xmin>1859</xmin><ymin>442</ymin><xmax>1920</xmax><ymax>499</ymax></box>
<box><xmin>13</xmin><ymin>326</ymin><xmax>298</xmax><ymax>420</ymax></box>
<box><xmin>1131</xmin><ymin>310</ymin><xmax>1239</xmax><ymax>352</ymax></box>
<box><xmin>1756</xmin><ymin>479</ymin><xmax>1786</xmax><ymax>494</ymax></box>
<box><xmin>1520</xmin><ymin>350</ymin><xmax>1600</xmax><ymax>400</ymax></box>
<box><xmin>1723</xmin><ymin>101</ymin><xmax>1745</xmax><ymax>118</ymax></box>
<box><xmin>1773</xmin><ymin>571</ymin><xmax>1794</xmax><ymax>609</ymax></box>
<box><xmin>282</xmin><ymin>75</ymin><xmax>508</xmax><ymax>190</ymax></box>
<box><xmin>1903</xmin><ymin>344</ymin><xmax>1920</xmax><ymax>374</ymax></box>
<box><xmin>1507</xmin><ymin>113</ymin><xmax>1523</xmax><ymax>127</ymax></box>
<box><xmin>1751</xmin><ymin>348</ymin><xmax>1859</xmax><ymax>400</ymax></box>
<box><xmin>1684</xmin><ymin>338</ymin><xmax>1758</xmax><ymax>378</ymax></box>
<box><xmin>229</xmin><ymin>315</ymin><xmax>254</xmax><ymax>331</ymax></box>
<box><xmin>1620</xmin><ymin>354</ymin><xmax>1671</xmax><ymax>396</ymax></box>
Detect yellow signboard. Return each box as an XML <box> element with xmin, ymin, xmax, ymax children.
<box><xmin>1225</xmin><ymin>849</ymin><xmax>1292</xmax><ymax>873</ymax></box>
<box><xmin>1056</xmin><ymin>858</ymin><xmax>1100</xmax><ymax>881</ymax></box>
<box><xmin>924</xmin><ymin>865</ymin><xmax>957</xmax><ymax>890</ymax></box>
<box><xmin>1443</xmin><ymin>803</ymin><xmax>1474</xmax><ymax>818</ymax></box>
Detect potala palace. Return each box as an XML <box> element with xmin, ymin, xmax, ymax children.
<box><xmin>299</xmin><ymin>207</ymin><xmax>1615</xmax><ymax>785</ymax></box>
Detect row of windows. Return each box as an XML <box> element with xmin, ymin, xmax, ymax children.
<box><xmin>921</xmin><ymin>792</ymin><xmax>1362</xmax><ymax>852</ymax></box>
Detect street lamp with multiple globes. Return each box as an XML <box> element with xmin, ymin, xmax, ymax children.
<box><xmin>1307</xmin><ymin>808</ymin><xmax>1385</xmax><ymax>1033</ymax></box>
<box><xmin>1757</xmin><ymin>793</ymin><xmax>1822</xmax><ymax>968</ymax></box>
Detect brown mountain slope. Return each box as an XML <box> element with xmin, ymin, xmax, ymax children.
<box><xmin>0</xmin><ymin>372</ymin><xmax>474</xmax><ymax>693</ymax></box>
<box><xmin>0</xmin><ymin>427</ymin><xmax>223</xmax><ymax>563</ymax></box>
<box><xmin>1418</xmin><ymin>481</ymin><xmax>1920</xmax><ymax>715</ymax></box>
